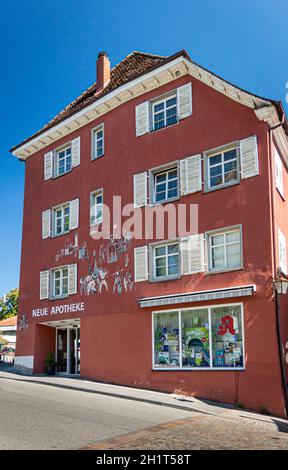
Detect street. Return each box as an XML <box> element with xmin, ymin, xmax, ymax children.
<box><xmin>0</xmin><ymin>371</ymin><xmax>288</xmax><ymax>450</ymax></box>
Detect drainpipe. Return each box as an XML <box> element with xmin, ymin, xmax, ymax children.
<box><xmin>268</xmin><ymin>123</ymin><xmax>288</xmax><ymax>417</ymax></box>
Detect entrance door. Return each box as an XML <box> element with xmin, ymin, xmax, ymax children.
<box><xmin>56</xmin><ymin>327</ymin><xmax>80</xmax><ymax>374</ymax></box>
<box><xmin>56</xmin><ymin>329</ymin><xmax>68</xmax><ymax>373</ymax></box>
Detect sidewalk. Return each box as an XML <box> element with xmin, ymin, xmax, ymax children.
<box><xmin>1</xmin><ymin>367</ymin><xmax>288</xmax><ymax>449</ymax></box>
<box><xmin>0</xmin><ymin>367</ymin><xmax>287</xmax><ymax>425</ymax></box>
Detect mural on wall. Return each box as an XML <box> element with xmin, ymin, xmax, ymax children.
<box><xmin>80</xmin><ymin>234</ymin><xmax>133</xmax><ymax>296</ymax></box>
<box><xmin>18</xmin><ymin>314</ymin><xmax>28</xmax><ymax>332</ymax></box>
<box><xmin>54</xmin><ymin>233</ymin><xmax>134</xmax><ymax>296</ymax></box>
<box><xmin>55</xmin><ymin>233</ymin><xmax>89</xmax><ymax>262</ymax></box>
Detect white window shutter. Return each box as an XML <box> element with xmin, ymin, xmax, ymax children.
<box><xmin>187</xmin><ymin>234</ymin><xmax>205</xmax><ymax>273</ymax></box>
<box><xmin>278</xmin><ymin>229</ymin><xmax>287</xmax><ymax>274</ymax></box>
<box><xmin>177</xmin><ymin>83</ymin><xmax>192</xmax><ymax>120</ymax></box>
<box><xmin>68</xmin><ymin>264</ymin><xmax>78</xmax><ymax>295</ymax></box>
<box><xmin>240</xmin><ymin>135</ymin><xmax>259</xmax><ymax>179</ymax></box>
<box><xmin>71</xmin><ymin>137</ymin><xmax>81</xmax><ymax>167</ymax></box>
<box><xmin>134</xmin><ymin>246</ymin><xmax>148</xmax><ymax>282</ymax></box>
<box><xmin>180</xmin><ymin>238</ymin><xmax>189</xmax><ymax>275</ymax></box>
<box><xmin>42</xmin><ymin>209</ymin><xmax>51</xmax><ymax>239</ymax></box>
<box><xmin>133</xmin><ymin>172</ymin><xmax>148</xmax><ymax>208</ymax></box>
<box><xmin>44</xmin><ymin>151</ymin><xmax>53</xmax><ymax>180</ymax></box>
<box><xmin>135</xmin><ymin>101</ymin><xmax>149</xmax><ymax>136</ymax></box>
<box><xmin>180</xmin><ymin>154</ymin><xmax>202</xmax><ymax>195</ymax></box>
<box><xmin>69</xmin><ymin>199</ymin><xmax>79</xmax><ymax>230</ymax></box>
<box><xmin>40</xmin><ymin>270</ymin><xmax>49</xmax><ymax>300</ymax></box>
<box><xmin>275</xmin><ymin>148</ymin><xmax>284</xmax><ymax>197</ymax></box>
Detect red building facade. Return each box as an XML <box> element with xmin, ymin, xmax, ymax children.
<box><xmin>11</xmin><ymin>50</ymin><xmax>288</xmax><ymax>417</ymax></box>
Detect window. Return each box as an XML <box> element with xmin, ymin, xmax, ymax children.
<box><xmin>90</xmin><ymin>189</ymin><xmax>103</xmax><ymax>225</ymax></box>
<box><xmin>153</xmin><ymin>166</ymin><xmax>179</xmax><ymax>203</ymax></box>
<box><xmin>153</xmin><ymin>304</ymin><xmax>244</xmax><ymax>369</ymax></box>
<box><xmin>52</xmin><ymin>267</ymin><xmax>68</xmax><ymax>298</ymax></box>
<box><xmin>275</xmin><ymin>147</ymin><xmax>284</xmax><ymax>198</ymax></box>
<box><xmin>206</xmin><ymin>146</ymin><xmax>239</xmax><ymax>191</ymax></box>
<box><xmin>53</xmin><ymin>204</ymin><xmax>70</xmax><ymax>236</ymax></box>
<box><xmin>56</xmin><ymin>145</ymin><xmax>72</xmax><ymax>176</ymax></box>
<box><xmin>278</xmin><ymin>228</ymin><xmax>287</xmax><ymax>274</ymax></box>
<box><xmin>92</xmin><ymin>125</ymin><xmax>104</xmax><ymax>160</ymax></box>
<box><xmin>208</xmin><ymin>227</ymin><xmax>242</xmax><ymax>272</ymax></box>
<box><xmin>153</xmin><ymin>242</ymin><xmax>180</xmax><ymax>280</ymax></box>
<box><xmin>152</xmin><ymin>94</ymin><xmax>177</xmax><ymax>131</ymax></box>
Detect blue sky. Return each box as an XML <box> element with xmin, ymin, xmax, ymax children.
<box><xmin>0</xmin><ymin>0</ymin><xmax>287</xmax><ymax>296</ymax></box>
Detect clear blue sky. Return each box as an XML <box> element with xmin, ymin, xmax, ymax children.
<box><xmin>0</xmin><ymin>0</ymin><xmax>287</xmax><ymax>297</ymax></box>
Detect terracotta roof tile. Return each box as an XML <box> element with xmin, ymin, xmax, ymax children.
<box><xmin>11</xmin><ymin>51</ymin><xmax>172</xmax><ymax>151</ymax></box>
<box><xmin>0</xmin><ymin>315</ymin><xmax>17</xmax><ymax>327</ymax></box>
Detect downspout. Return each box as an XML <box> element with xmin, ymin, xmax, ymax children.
<box><xmin>268</xmin><ymin>123</ymin><xmax>288</xmax><ymax>418</ymax></box>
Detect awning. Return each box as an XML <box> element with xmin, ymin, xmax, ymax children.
<box><xmin>138</xmin><ymin>285</ymin><xmax>256</xmax><ymax>308</ymax></box>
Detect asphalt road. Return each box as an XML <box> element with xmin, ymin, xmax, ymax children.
<box><xmin>0</xmin><ymin>374</ymin><xmax>193</xmax><ymax>450</ymax></box>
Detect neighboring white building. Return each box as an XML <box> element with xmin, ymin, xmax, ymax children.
<box><xmin>0</xmin><ymin>315</ymin><xmax>17</xmax><ymax>363</ymax></box>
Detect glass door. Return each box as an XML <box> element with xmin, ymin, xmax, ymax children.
<box><xmin>56</xmin><ymin>328</ymin><xmax>68</xmax><ymax>373</ymax></box>
<box><xmin>56</xmin><ymin>327</ymin><xmax>80</xmax><ymax>374</ymax></box>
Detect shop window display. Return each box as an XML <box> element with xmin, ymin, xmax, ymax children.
<box><xmin>154</xmin><ymin>311</ymin><xmax>180</xmax><ymax>367</ymax></box>
<box><xmin>211</xmin><ymin>305</ymin><xmax>243</xmax><ymax>368</ymax></box>
<box><xmin>181</xmin><ymin>309</ymin><xmax>210</xmax><ymax>368</ymax></box>
<box><xmin>153</xmin><ymin>304</ymin><xmax>244</xmax><ymax>369</ymax></box>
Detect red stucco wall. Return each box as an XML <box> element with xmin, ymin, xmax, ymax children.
<box><xmin>16</xmin><ymin>74</ymin><xmax>287</xmax><ymax>417</ymax></box>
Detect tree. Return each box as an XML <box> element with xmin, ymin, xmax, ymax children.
<box><xmin>0</xmin><ymin>288</ymin><xmax>19</xmax><ymax>320</ymax></box>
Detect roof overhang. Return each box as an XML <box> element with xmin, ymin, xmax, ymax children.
<box><xmin>11</xmin><ymin>51</ymin><xmax>280</xmax><ymax>161</ymax></box>
<box><xmin>138</xmin><ymin>284</ymin><xmax>256</xmax><ymax>308</ymax></box>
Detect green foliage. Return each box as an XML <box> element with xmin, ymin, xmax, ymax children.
<box><xmin>0</xmin><ymin>288</ymin><xmax>19</xmax><ymax>320</ymax></box>
<box><xmin>45</xmin><ymin>352</ymin><xmax>56</xmax><ymax>367</ymax></box>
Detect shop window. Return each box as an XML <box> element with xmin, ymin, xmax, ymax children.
<box><xmin>153</xmin><ymin>304</ymin><xmax>244</xmax><ymax>370</ymax></box>
<box><xmin>181</xmin><ymin>309</ymin><xmax>210</xmax><ymax>368</ymax></box>
<box><xmin>154</xmin><ymin>311</ymin><xmax>180</xmax><ymax>368</ymax></box>
<box><xmin>211</xmin><ymin>305</ymin><xmax>244</xmax><ymax>368</ymax></box>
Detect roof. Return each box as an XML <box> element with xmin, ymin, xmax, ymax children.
<box><xmin>10</xmin><ymin>49</ymin><xmax>288</xmax><ymax>155</ymax></box>
<box><xmin>0</xmin><ymin>315</ymin><xmax>17</xmax><ymax>328</ymax></box>
<box><xmin>11</xmin><ymin>51</ymin><xmax>180</xmax><ymax>152</ymax></box>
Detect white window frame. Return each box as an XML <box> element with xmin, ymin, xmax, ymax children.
<box><xmin>151</xmin><ymin>241</ymin><xmax>180</xmax><ymax>281</ymax></box>
<box><xmin>207</xmin><ymin>226</ymin><xmax>242</xmax><ymax>273</ymax></box>
<box><xmin>152</xmin><ymin>302</ymin><xmax>245</xmax><ymax>371</ymax></box>
<box><xmin>152</xmin><ymin>93</ymin><xmax>178</xmax><ymax>131</ymax></box>
<box><xmin>278</xmin><ymin>228</ymin><xmax>287</xmax><ymax>274</ymax></box>
<box><xmin>52</xmin><ymin>203</ymin><xmax>70</xmax><ymax>236</ymax></box>
<box><xmin>51</xmin><ymin>266</ymin><xmax>69</xmax><ymax>299</ymax></box>
<box><xmin>149</xmin><ymin>161</ymin><xmax>179</xmax><ymax>205</ymax></box>
<box><xmin>275</xmin><ymin>147</ymin><xmax>284</xmax><ymax>198</ymax></box>
<box><xmin>91</xmin><ymin>124</ymin><xmax>104</xmax><ymax>160</ymax></box>
<box><xmin>205</xmin><ymin>143</ymin><xmax>240</xmax><ymax>192</ymax></box>
<box><xmin>55</xmin><ymin>144</ymin><xmax>72</xmax><ymax>177</ymax></box>
<box><xmin>90</xmin><ymin>188</ymin><xmax>103</xmax><ymax>226</ymax></box>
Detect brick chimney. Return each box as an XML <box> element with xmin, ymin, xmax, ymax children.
<box><xmin>96</xmin><ymin>51</ymin><xmax>111</xmax><ymax>92</ymax></box>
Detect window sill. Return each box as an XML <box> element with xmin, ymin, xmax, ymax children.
<box><xmin>51</xmin><ymin>230</ymin><xmax>71</xmax><ymax>239</ymax></box>
<box><xmin>149</xmin><ymin>274</ymin><xmax>181</xmax><ymax>283</ymax></box>
<box><xmin>49</xmin><ymin>295</ymin><xmax>70</xmax><ymax>302</ymax></box>
<box><xmin>276</xmin><ymin>187</ymin><xmax>285</xmax><ymax>201</ymax></box>
<box><xmin>150</xmin><ymin>195</ymin><xmax>180</xmax><ymax>207</ymax></box>
<box><xmin>52</xmin><ymin>168</ymin><xmax>73</xmax><ymax>180</ymax></box>
<box><xmin>149</xmin><ymin>120</ymin><xmax>179</xmax><ymax>134</ymax></box>
<box><xmin>91</xmin><ymin>153</ymin><xmax>105</xmax><ymax>162</ymax></box>
<box><xmin>204</xmin><ymin>179</ymin><xmax>240</xmax><ymax>194</ymax></box>
<box><xmin>205</xmin><ymin>266</ymin><xmax>243</xmax><ymax>276</ymax></box>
